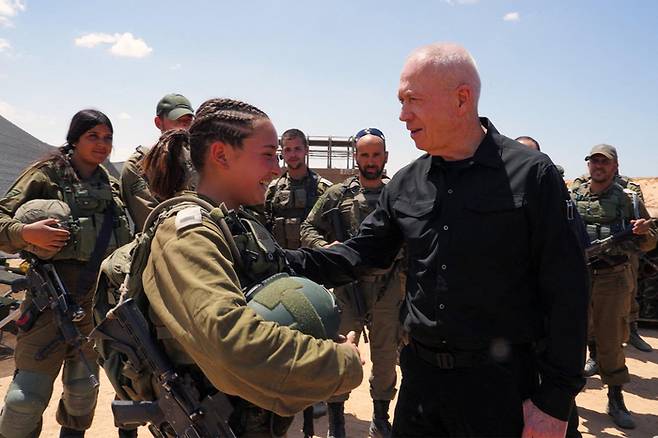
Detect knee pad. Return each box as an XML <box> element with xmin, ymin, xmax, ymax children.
<box><xmin>0</xmin><ymin>370</ymin><xmax>53</xmax><ymax>438</ymax></box>
<box><xmin>61</xmin><ymin>361</ymin><xmax>99</xmax><ymax>417</ymax></box>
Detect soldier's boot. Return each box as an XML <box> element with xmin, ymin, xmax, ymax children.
<box><xmin>628</xmin><ymin>322</ymin><xmax>653</xmax><ymax>352</ymax></box>
<box><xmin>606</xmin><ymin>385</ymin><xmax>636</xmax><ymax>430</ymax></box>
<box><xmin>327</xmin><ymin>402</ymin><xmax>346</xmax><ymax>438</ymax></box>
<box><xmin>583</xmin><ymin>342</ymin><xmax>599</xmax><ymax>377</ymax></box>
<box><xmin>368</xmin><ymin>400</ymin><xmax>392</xmax><ymax>438</ymax></box>
<box><xmin>59</xmin><ymin>427</ymin><xmax>85</xmax><ymax>438</ymax></box>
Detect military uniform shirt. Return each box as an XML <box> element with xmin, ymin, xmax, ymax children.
<box><xmin>142</xmin><ymin>197</ymin><xmax>363</xmax><ymax>417</ymax></box>
<box><xmin>285</xmin><ymin>118</ymin><xmax>589</xmax><ymax>421</ymax></box>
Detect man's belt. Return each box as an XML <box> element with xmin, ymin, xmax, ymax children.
<box><xmin>409</xmin><ymin>339</ymin><xmax>488</xmax><ymax>369</ymax></box>
<box><xmin>589</xmin><ymin>255</ymin><xmax>629</xmax><ymax>272</ymax></box>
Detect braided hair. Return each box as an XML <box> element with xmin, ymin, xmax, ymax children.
<box><xmin>188</xmin><ymin>98</ymin><xmax>268</xmax><ymax>170</ymax></box>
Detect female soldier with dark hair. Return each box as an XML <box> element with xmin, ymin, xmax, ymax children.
<box><xmin>0</xmin><ymin>109</ymin><xmax>131</xmax><ymax>438</ymax></box>
<box><xmin>133</xmin><ymin>98</ymin><xmax>363</xmax><ymax>437</ymax></box>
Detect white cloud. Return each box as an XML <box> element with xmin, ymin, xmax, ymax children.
<box><xmin>0</xmin><ymin>38</ymin><xmax>10</xmax><ymax>52</ymax></box>
<box><xmin>169</xmin><ymin>63</ymin><xmax>182</xmax><ymax>71</ymax></box>
<box><xmin>74</xmin><ymin>32</ymin><xmax>117</xmax><ymax>48</ymax></box>
<box><xmin>0</xmin><ymin>0</ymin><xmax>25</xmax><ymax>27</ymax></box>
<box><xmin>503</xmin><ymin>12</ymin><xmax>520</xmax><ymax>22</ymax></box>
<box><xmin>74</xmin><ymin>32</ymin><xmax>153</xmax><ymax>58</ymax></box>
<box><xmin>109</xmin><ymin>33</ymin><xmax>152</xmax><ymax>58</ymax></box>
<box><xmin>118</xmin><ymin>112</ymin><xmax>131</xmax><ymax>120</ymax></box>
<box><xmin>0</xmin><ymin>15</ymin><xmax>13</xmax><ymax>27</ymax></box>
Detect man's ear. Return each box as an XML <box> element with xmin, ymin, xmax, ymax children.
<box><xmin>456</xmin><ymin>84</ymin><xmax>473</xmax><ymax>112</ymax></box>
<box><xmin>154</xmin><ymin>116</ymin><xmax>164</xmax><ymax>132</ymax></box>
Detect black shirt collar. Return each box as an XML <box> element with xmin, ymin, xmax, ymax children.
<box><xmin>429</xmin><ymin>117</ymin><xmax>503</xmax><ymax>173</ymax></box>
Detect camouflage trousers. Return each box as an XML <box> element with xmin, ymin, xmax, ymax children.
<box><xmin>588</xmin><ymin>262</ymin><xmax>633</xmax><ymax>386</ymax></box>
<box><xmin>329</xmin><ymin>272</ymin><xmax>404</xmax><ymax>403</ymax></box>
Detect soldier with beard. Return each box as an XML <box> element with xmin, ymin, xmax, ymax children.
<box><xmin>301</xmin><ymin>128</ymin><xmax>404</xmax><ymax>438</ymax></box>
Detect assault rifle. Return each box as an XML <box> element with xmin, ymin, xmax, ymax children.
<box><xmin>91</xmin><ymin>298</ymin><xmax>236</xmax><ymax>438</ymax></box>
<box><xmin>586</xmin><ymin>219</ymin><xmax>657</xmax><ymax>268</ymax></box>
<box><xmin>19</xmin><ymin>254</ymin><xmax>99</xmax><ymax>387</ymax></box>
<box><xmin>325</xmin><ymin>207</ymin><xmax>369</xmax><ymax>342</ymax></box>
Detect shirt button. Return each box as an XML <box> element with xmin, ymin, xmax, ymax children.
<box><xmin>441</xmin><ymin>264</ymin><xmax>447</xmax><ymax>270</ymax></box>
<box><xmin>443</xmin><ymin>225</ymin><xmax>449</xmax><ymax>231</ymax></box>
<box><xmin>438</xmin><ymin>303</ymin><xmax>445</xmax><ymax>310</ymax></box>
<box><xmin>447</xmin><ymin>189</ymin><xmax>453</xmax><ymax>194</ymax></box>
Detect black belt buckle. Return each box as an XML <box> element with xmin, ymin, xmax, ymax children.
<box><xmin>435</xmin><ymin>351</ymin><xmax>456</xmax><ymax>369</ymax></box>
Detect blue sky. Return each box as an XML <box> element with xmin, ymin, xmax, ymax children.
<box><xmin>0</xmin><ymin>0</ymin><xmax>656</xmax><ymax>178</ymax></box>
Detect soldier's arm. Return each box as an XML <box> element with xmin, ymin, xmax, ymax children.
<box><xmin>300</xmin><ymin>191</ymin><xmax>334</xmax><ymax>248</ymax></box>
<box><xmin>0</xmin><ymin>167</ymin><xmax>60</xmax><ymax>252</ymax></box>
<box><xmin>143</xmin><ymin>217</ymin><xmax>363</xmax><ymax>417</ymax></box>
<box><xmin>120</xmin><ymin>156</ymin><xmax>158</xmax><ymax>232</ymax></box>
<box><xmin>634</xmin><ymin>200</ymin><xmax>657</xmax><ymax>253</ymax></box>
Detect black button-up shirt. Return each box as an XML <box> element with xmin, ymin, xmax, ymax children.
<box><xmin>285</xmin><ymin>118</ymin><xmax>588</xmax><ymax>420</ymax></box>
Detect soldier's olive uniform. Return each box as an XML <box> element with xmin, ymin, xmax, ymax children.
<box><xmin>264</xmin><ymin>170</ymin><xmax>331</xmax><ymax>249</ymax></box>
<box><xmin>120</xmin><ymin>146</ymin><xmax>197</xmax><ymax>231</ymax></box>
<box><xmin>0</xmin><ymin>159</ymin><xmax>131</xmax><ymax>437</ymax></box>
<box><xmin>574</xmin><ymin>175</ymin><xmax>647</xmax><ymax>325</ymax></box>
<box><xmin>141</xmin><ymin>194</ymin><xmax>362</xmax><ymax>436</ymax></box>
<box><xmin>301</xmin><ymin>176</ymin><xmax>404</xmax><ymax>403</ymax></box>
<box><xmin>570</xmin><ymin>180</ymin><xmax>656</xmax><ymax>385</ymax></box>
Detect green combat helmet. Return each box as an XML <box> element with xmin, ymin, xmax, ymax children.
<box><xmin>13</xmin><ymin>199</ymin><xmax>75</xmax><ymax>260</ymax></box>
<box><xmin>246</xmin><ymin>273</ymin><xmax>341</xmax><ymax>340</ymax></box>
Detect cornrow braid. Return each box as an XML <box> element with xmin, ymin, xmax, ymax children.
<box><xmin>188</xmin><ymin>98</ymin><xmax>269</xmax><ymax>171</ymax></box>
<box><xmin>141</xmin><ymin>129</ymin><xmax>191</xmax><ymax>200</ymax></box>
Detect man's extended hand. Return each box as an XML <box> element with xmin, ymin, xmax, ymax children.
<box><xmin>336</xmin><ymin>330</ymin><xmax>365</xmax><ymax>365</ymax></box>
<box><xmin>521</xmin><ymin>399</ymin><xmax>567</xmax><ymax>438</ymax></box>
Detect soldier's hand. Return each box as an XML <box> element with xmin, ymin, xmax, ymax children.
<box><xmin>337</xmin><ymin>330</ymin><xmax>365</xmax><ymax>365</ymax></box>
<box><xmin>324</xmin><ymin>240</ymin><xmax>342</xmax><ymax>248</ymax></box>
<box><xmin>631</xmin><ymin>218</ymin><xmax>652</xmax><ymax>235</ymax></box>
<box><xmin>21</xmin><ymin>219</ymin><xmax>70</xmax><ymax>251</ymax></box>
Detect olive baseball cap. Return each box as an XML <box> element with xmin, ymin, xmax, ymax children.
<box><xmin>156</xmin><ymin>93</ymin><xmax>194</xmax><ymax>120</ymax></box>
<box><xmin>585</xmin><ymin>144</ymin><xmax>617</xmax><ymax>161</ymax></box>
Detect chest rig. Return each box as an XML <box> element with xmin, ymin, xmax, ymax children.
<box><xmin>269</xmin><ymin>171</ymin><xmax>320</xmax><ymax>249</ymax></box>
<box><xmin>333</xmin><ymin>176</ymin><xmax>385</xmax><ymax>238</ymax></box>
<box><xmin>571</xmin><ymin>181</ymin><xmax>629</xmax><ymax>243</ymax></box>
<box><xmin>43</xmin><ymin>161</ymin><xmax>131</xmax><ymax>262</ymax></box>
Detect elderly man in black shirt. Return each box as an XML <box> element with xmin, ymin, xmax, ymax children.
<box><xmin>286</xmin><ymin>42</ymin><xmax>588</xmax><ymax>438</ymax></box>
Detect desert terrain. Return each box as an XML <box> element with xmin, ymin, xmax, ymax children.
<box><xmin>0</xmin><ymin>177</ymin><xmax>656</xmax><ymax>437</ymax></box>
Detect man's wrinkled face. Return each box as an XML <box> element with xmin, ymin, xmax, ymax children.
<box><xmin>281</xmin><ymin>136</ymin><xmax>308</xmax><ymax>170</ymax></box>
<box><xmin>587</xmin><ymin>154</ymin><xmax>617</xmax><ymax>184</ymax></box>
<box><xmin>398</xmin><ymin>59</ymin><xmax>459</xmax><ymax>154</ymax></box>
<box><xmin>355</xmin><ymin>135</ymin><xmax>387</xmax><ymax>180</ymax></box>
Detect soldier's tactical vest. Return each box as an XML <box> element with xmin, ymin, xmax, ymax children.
<box><xmin>39</xmin><ymin>160</ymin><xmax>132</xmax><ymax>262</ymax></box>
<box><xmin>93</xmin><ymin>196</ymin><xmax>293</xmax><ymax>436</ymax></box>
<box><xmin>571</xmin><ymin>181</ymin><xmax>629</xmax><ymax>243</ymax></box>
<box><xmin>269</xmin><ymin>171</ymin><xmax>321</xmax><ymax>249</ymax></box>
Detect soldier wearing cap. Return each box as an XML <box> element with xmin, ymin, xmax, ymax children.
<box><xmin>301</xmin><ymin>128</ymin><xmax>403</xmax><ymax>438</ymax></box>
<box><xmin>572</xmin><ymin>159</ymin><xmax>653</xmax><ymax>353</ymax></box>
<box><xmin>569</xmin><ymin>143</ymin><xmax>656</xmax><ymax>430</ymax></box>
<box><xmin>120</xmin><ymin>93</ymin><xmax>195</xmax><ymax>231</ymax></box>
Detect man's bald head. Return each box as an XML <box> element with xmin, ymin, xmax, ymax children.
<box><xmin>398</xmin><ymin>42</ymin><xmax>484</xmax><ymax>157</ymax></box>
<box><xmin>405</xmin><ymin>43</ymin><xmax>481</xmax><ymax>107</ymax></box>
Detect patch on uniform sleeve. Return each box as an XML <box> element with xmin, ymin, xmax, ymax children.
<box><xmin>175</xmin><ymin>206</ymin><xmax>203</xmax><ymax>231</ymax></box>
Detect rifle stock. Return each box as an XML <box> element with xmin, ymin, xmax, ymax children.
<box><xmin>92</xmin><ymin>298</ymin><xmax>236</xmax><ymax>437</ymax></box>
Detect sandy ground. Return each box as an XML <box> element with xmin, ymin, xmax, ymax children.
<box><xmin>0</xmin><ymin>328</ymin><xmax>657</xmax><ymax>437</ymax></box>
